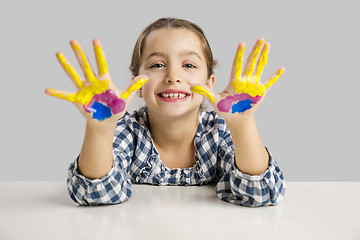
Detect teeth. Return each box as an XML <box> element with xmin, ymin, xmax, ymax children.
<box><xmin>160</xmin><ymin>93</ymin><xmax>187</xmax><ymax>98</ymax></box>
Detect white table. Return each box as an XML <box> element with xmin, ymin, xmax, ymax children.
<box><xmin>0</xmin><ymin>182</ymin><xmax>359</xmax><ymax>240</ymax></box>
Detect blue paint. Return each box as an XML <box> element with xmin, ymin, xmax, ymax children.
<box><xmin>231</xmin><ymin>99</ymin><xmax>253</xmax><ymax>113</ymax></box>
<box><xmin>91</xmin><ymin>102</ymin><xmax>112</xmax><ymax>121</ymax></box>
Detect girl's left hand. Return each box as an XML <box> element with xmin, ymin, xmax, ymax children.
<box><xmin>192</xmin><ymin>38</ymin><xmax>285</xmax><ymax>124</ymax></box>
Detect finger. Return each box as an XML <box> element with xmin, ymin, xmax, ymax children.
<box><xmin>244</xmin><ymin>38</ymin><xmax>265</xmax><ymax>81</ymax></box>
<box><xmin>234</xmin><ymin>43</ymin><xmax>246</xmax><ymax>81</ymax></box>
<box><xmin>93</xmin><ymin>38</ymin><xmax>108</xmax><ymax>76</ymax></box>
<box><xmin>56</xmin><ymin>52</ymin><xmax>84</xmax><ymax>89</ymax></box>
<box><xmin>45</xmin><ymin>88</ymin><xmax>76</xmax><ymax>102</ymax></box>
<box><xmin>264</xmin><ymin>67</ymin><xmax>285</xmax><ymax>90</ymax></box>
<box><xmin>70</xmin><ymin>39</ymin><xmax>97</xmax><ymax>82</ymax></box>
<box><xmin>225</xmin><ymin>43</ymin><xmax>246</xmax><ymax>92</ymax></box>
<box><xmin>121</xmin><ymin>76</ymin><xmax>149</xmax><ymax>99</ymax></box>
<box><xmin>254</xmin><ymin>43</ymin><xmax>270</xmax><ymax>84</ymax></box>
<box><xmin>191</xmin><ymin>85</ymin><xmax>215</xmax><ymax>103</ymax></box>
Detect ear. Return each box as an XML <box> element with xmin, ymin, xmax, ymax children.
<box><xmin>206</xmin><ymin>74</ymin><xmax>216</xmax><ymax>89</ymax></box>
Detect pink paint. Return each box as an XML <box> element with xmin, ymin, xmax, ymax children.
<box><xmin>84</xmin><ymin>89</ymin><xmax>125</xmax><ymax>114</ymax></box>
<box><xmin>217</xmin><ymin>93</ymin><xmax>262</xmax><ymax>112</ymax></box>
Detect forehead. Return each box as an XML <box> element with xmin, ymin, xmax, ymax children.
<box><xmin>142</xmin><ymin>28</ymin><xmax>204</xmax><ymax>58</ymax></box>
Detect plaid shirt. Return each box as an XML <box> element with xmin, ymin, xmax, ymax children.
<box><xmin>67</xmin><ymin>107</ymin><xmax>286</xmax><ymax>207</ymax></box>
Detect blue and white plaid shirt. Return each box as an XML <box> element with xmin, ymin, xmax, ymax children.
<box><xmin>67</xmin><ymin>107</ymin><xmax>286</xmax><ymax>207</ymax></box>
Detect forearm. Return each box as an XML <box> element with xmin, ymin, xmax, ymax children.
<box><xmin>226</xmin><ymin>116</ymin><xmax>269</xmax><ymax>175</ymax></box>
<box><xmin>78</xmin><ymin>121</ymin><xmax>117</xmax><ymax>179</ymax></box>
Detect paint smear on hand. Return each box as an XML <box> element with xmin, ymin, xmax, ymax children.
<box><xmin>47</xmin><ymin>79</ymin><xmax>110</xmax><ymax>105</ymax></box>
<box><xmin>245</xmin><ymin>39</ymin><xmax>265</xmax><ymax>80</ymax></box>
<box><xmin>57</xmin><ymin>53</ymin><xmax>84</xmax><ymax>88</ymax></box>
<box><xmin>121</xmin><ymin>78</ymin><xmax>149</xmax><ymax>99</ymax></box>
<box><xmin>232</xmin><ymin>81</ymin><xmax>266</xmax><ymax>97</ymax></box>
<box><xmin>232</xmin><ymin>100</ymin><xmax>253</xmax><ymax>113</ymax></box>
<box><xmin>72</xmin><ymin>43</ymin><xmax>97</xmax><ymax>83</ymax></box>
<box><xmin>94</xmin><ymin>45</ymin><xmax>108</xmax><ymax>75</ymax></box>
<box><xmin>217</xmin><ymin>93</ymin><xmax>261</xmax><ymax>113</ymax></box>
<box><xmin>84</xmin><ymin>89</ymin><xmax>125</xmax><ymax>115</ymax></box>
<box><xmin>191</xmin><ymin>86</ymin><xmax>215</xmax><ymax>102</ymax></box>
<box><xmin>218</xmin><ymin>40</ymin><xmax>284</xmax><ymax>114</ymax></box>
<box><xmin>48</xmin><ymin>41</ymin><xmax>127</xmax><ymax>121</ymax></box>
<box><xmin>91</xmin><ymin>102</ymin><xmax>112</xmax><ymax>121</ymax></box>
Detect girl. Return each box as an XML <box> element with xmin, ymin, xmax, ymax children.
<box><xmin>45</xmin><ymin>17</ymin><xmax>286</xmax><ymax>207</ymax></box>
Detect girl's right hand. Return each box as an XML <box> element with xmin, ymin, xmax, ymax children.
<box><xmin>45</xmin><ymin>39</ymin><xmax>148</xmax><ymax>127</ymax></box>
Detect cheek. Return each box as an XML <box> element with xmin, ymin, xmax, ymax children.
<box><xmin>141</xmin><ymin>81</ymin><xmax>159</xmax><ymax>100</ymax></box>
<box><xmin>188</xmin><ymin>72</ymin><xmax>209</xmax><ymax>85</ymax></box>
<box><xmin>141</xmin><ymin>84</ymin><xmax>152</xmax><ymax>96</ymax></box>
<box><xmin>141</xmin><ymin>70</ymin><xmax>164</xmax><ymax>82</ymax></box>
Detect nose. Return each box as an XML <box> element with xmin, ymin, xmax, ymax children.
<box><xmin>165</xmin><ymin>67</ymin><xmax>182</xmax><ymax>84</ymax></box>
<box><xmin>166</xmin><ymin>78</ymin><xmax>181</xmax><ymax>84</ymax></box>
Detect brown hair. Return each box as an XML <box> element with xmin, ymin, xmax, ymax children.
<box><xmin>129</xmin><ymin>17</ymin><xmax>217</xmax><ymax>78</ymax></box>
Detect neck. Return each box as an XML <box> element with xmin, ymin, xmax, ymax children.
<box><xmin>148</xmin><ymin>108</ymin><xmax>200</xmax><ymax>148</ymax></box>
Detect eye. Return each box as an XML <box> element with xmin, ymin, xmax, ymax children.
<box><xmin>150</xmin><ymin>63</ymin><xmax>165</xmax><ymax>68</ymax></box>
<box><xmin>183</xmin><ymin>63</ymin><xmax>196</xmax><ymax>69</ymax></box>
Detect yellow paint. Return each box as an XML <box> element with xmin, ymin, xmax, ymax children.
<box><xmin>232</xmin><ymin>81</ymin><xmax>266</xmax><ymax>97</ymax></box>
<box><xmin>264</xmin><ymin>68</ymin><xmax>284</xmax><ymax>89</ymax></box>
<box><xmin>232</xmin><ymin>40</ymin><xmax>283</xmax><ymax>97</ymax></box>
<box><xmin>121</xmin><ymin>78</ymin><xmax>149</xmax><ymax>99</ymax></box>
<box><xmin>246</xmin><ymin>39</ymin><xmax>264</xmax><ymax>80</ymax></box>
<box><xmin>254</xmin><ymin>43</ymin><xmax>269</xmax><ymax>83</ymax></box>
<box><xmin>72</xmin><ymin>44</ymin><xmax>97</xmax><ymax>82</ymax></box>
<box><xmin>234</xmin><ymin>44</ymin><xmax>246</xmax><ymax>81</ymax></box>
<box><xmin>46</xmin><ymin>89</ymin><xmax>76</xmax><ymax>102</ymax></box>
<box><xmin>47</xmin><ymin>79</ymin><xmax>110</xmax><ymax>105</ymax></box>
<box><xmin>95</xmin><ymin>45</ymin><xmax>108</xmax><ymax>75</ymax></box>
<box><xmin>191</xmin><ymin>86</ymin><xmax>215</xmax><ymax>102</ymax></box>
<box><xmin>57</xmin><ymin>53</ymin><xmax>84</xmax><ymax>89</ymax></box>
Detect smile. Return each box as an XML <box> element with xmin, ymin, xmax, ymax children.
<box><xmin>159</xmin><ymin>93</ymin><xmax>188</xmax><ymax>99</ymax></box>
<box><xmin>157</xmin><ymin>89</ymin><xmax>191</xmax><ymax>102</ymax></box>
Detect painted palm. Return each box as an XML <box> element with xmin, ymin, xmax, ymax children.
<box><xmin>192</xmin><ymin>39</ymin><xmax>284</xmax><ymax>114</ymax></box>
<box><xmin>46</xmin><ymin>39</ymin><xmax>147</xmax><ymax>121</ymax></box>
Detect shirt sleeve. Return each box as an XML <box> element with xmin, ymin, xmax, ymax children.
<box><xmin>66</xmin><ymin>114</ymin><xmax>134</xmax><ymax>206</ymax></box>
<box><xmin>67</xmin><ymin>156</ymin><xmax>132</xmax><ymax>206</ymax></box>
<box><xmin>215</xmin><ymin>125</ymin><xmax>286</xmax><ymax>207</ymax></box>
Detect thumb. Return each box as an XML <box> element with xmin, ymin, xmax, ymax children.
<box><xmin>121</xmin><ymin>75</ymin><xmax>149</xmax><ymax>100</ymax></box>
<box><xmin>191</xmin><ymin>84</ymin><xmax>217</xmax><ymax>105</ymax></box>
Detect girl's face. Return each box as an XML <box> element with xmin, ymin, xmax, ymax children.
<box><xmin>139</xmin><ymin>28</ymin><xmax>215</xmax><ymax>118</ymax></box>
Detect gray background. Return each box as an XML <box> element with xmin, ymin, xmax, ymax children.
<box><xmin>1</xmin><ymin>0</ymin><xmax>358</xmax><ymax>181</ymax></box>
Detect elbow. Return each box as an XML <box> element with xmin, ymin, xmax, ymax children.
<box><xmin>67</xmin><ymin>173</ymin><xmax>132</xmax><ymax>206</ymax></box>
<box><xmin>250</xmin><ymin>179</ymin><xmax>286</xmax><ymax>207</ymax></box>
<box><xmin>68</xmin><ymin>189</ymin><xmax>131</xmax><ymax>206</ymax></box>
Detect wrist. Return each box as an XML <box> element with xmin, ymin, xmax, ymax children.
<box><xmin>86</xmin><ymin>118</ymin><xmax>117</xmax><ymax>135</ymax></box>
<box><xmin>224</xmin><ymin>114</ymin><xmax>256</xmax><ymax>129</ymax></box>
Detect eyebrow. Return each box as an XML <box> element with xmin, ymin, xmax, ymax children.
<box><xmin>145</xmin><ymin>52</ymin><xmax>166</xmax><ymax>61</ymax></box>
<box><xmin>179</xmin><ymin>50</ymin><xmax>203</xmax><ymax>60</ymax></box>
<box><xmin>145</xmin><ymin>50</ymin><xmax>203</xmax><ymax>61</ymax></box>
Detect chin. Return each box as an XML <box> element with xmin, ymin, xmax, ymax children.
<box><xmin>155</xmin><ymin>104</ymin><xmax>201</xmax><ymax>119</ymax></box>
